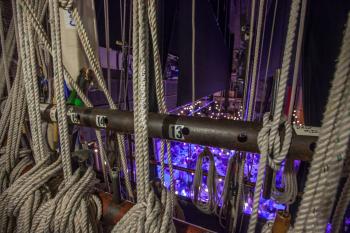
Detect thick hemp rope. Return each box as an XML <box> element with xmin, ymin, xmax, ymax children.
<box><xmin>19</xmin><ymin>0</ymin><xmax>134</xmax><ymax>200</ymax></box>
<box><xmin>291</xmin><ymin>12</ymin><xmax>350</xmax><ymax>233</ymax></box>
<box><xmin>0</xmin><ymin>16</ymin><xmax>16</xmax><ymax>99</ymax></box>
<box><xmin>246</xmin><ymin>0</ymin><xmax>266</xmax><ymax>121</ymax></box>
<box><xmin>2</xmin><ymin>1</ymin><xmax>100</xmax><ymax>233</ymax></box>
<box><xmin>59</xmin><ymin>0</ymin><xmax>133</xmax><ymax>199</ymax></box>
<box><xmin>247</xmin><ymin>0</ymin><xmax>301</xmax><ymax>232</ymax></box>
<box><xmin>111</xmin><ymin>0</ymin><xmax>175</xmax><ymax>232</ymax></box>
<box><xmin>231</xmin><ymin>154</ymin><xmax>245</xmax><ymax>233</ymax></box>
<box><xmin>271</xmin><ymin>158</ymin><xmax>298</xmax><ymax>205</ymax></box>
<box><xmin>331</xmin><ymin>159</ymin><xmax>350</xmax><ymax>233</ymax></box>
<box><xmin>192</xmin><ymin>148</ymin><xmax>218</xmax><ymax>215</ymax></box>
<box><xmin>242</xmin><ymin>0</ymin><xmax>256</xmax><ymax>118</ymax></box>
<box><xmin>0</xmin><ymin>1</ymin><xmax>60</xmax><ymax>232</ymax></box>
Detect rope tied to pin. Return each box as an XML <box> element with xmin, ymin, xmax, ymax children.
<box><xmin>258</xmin><ymin>114</ymin><xmax>293</xmax><ymax>171</ymax></box>
<box><xmin>111</xmin><ymin>0</ymin><xmax>176</xmax><ymax>232</ymax></box>
<box><xmin>247</xmin><ymin>0</ymin><xmax>301</xmax><ymax>231</ymax></box>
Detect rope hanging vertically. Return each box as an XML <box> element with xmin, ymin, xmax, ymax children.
<box><xmin>242</xmin><ymin>0</ymin><xmax>256</xmax><ymax>120</ymax></box>
<box><xmin>111</xmin><ymin>0</ymin><xmax>176</xmax><ymax>232</ymax></box>
<box><xmin>292</xmin><ymin>11</ymin><xmax>350</xmax><ymax>233</ymax></box>
<box><xmin>192</xmin><ymin>148</ymin><xmax>218</xmax><ymax>214</ymax></box>
<box><xmin>247</xmin><ymin>0</ymin><xmax>301</xmax><ymax>231</ymax></box>
<box><xmin>246</xmin><ymin>0</ymin><xmax>266</xmax><ymax>121</ymax></box>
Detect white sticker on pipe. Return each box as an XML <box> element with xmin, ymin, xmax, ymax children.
<box><xmin>169</xmin><ymin>124</ymin><xmax>185</xmax><ymax>140</ymax></box>
<box><xmin>293</xmin><ymin>125</ymin><xmax>320</xmax><ymax>137</ymax></box>
<box><xmin>96</xmin><ymin>115</ymin><xmax>108</xmax><ymax>128</ymax></box>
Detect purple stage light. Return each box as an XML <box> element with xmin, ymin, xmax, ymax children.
<box><xmin>154</xmin><ymin>98</ymin><xmax>290</xmax><ymax>220</ymax></box>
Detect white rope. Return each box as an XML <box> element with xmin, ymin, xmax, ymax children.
<box><xmin>258</xmin><ymin>0</ymin><xmax>279</xmax><ymax>118</ymax></box>
<box><xmin>331</xmin><ymin>160</ymin><xmax>350</xmax><ymax>233</ymax></box>
<box><xmin>288</xmin><ymin>0</ymin><xmax>307</xmax><ymax>121</ymax></box>
<box><xmin>19</xmin><ymin>0</ymin><xmax>134</xmax><ymax>201</ymax></box>
<box><xmin>192</xmin><ymin>148</ymin><xmax>218</xmax><ymax>214</ymax></box>
<box><xmin>271</xmin><ymin>158</ymin><xmax>298</xmax><ymax>205</ymax></box>
<box><xmin>247</xmin><ymin>0</ymin><xmax>266</xmax><ymax>121</ymax></box>
<box><xmin>291</xmin><ymin>12</ymin><xmax>350</xmax><ymax>233</ymax></box>
<box><xmin>1</xmin><ymin>1</ymin><xmax>100</xmax><ymax>233</ymax></box>
<box><xmin>0</xmin><ymin>1</ymin><xmax>61</xmax><ymax>232</ymax></box>
<box><xmin>231</xmin><ymin>154</ymin><xmax>245</xmax><ymax>233</ymax></box>
<box><xmin>65</xmin><ymin>0</ymin><xmax>132</xmax><ymax>200</ymax></box>
<box><xmin>0</xmin><ymin>7</ymin><xmax>11</xmax><ymax>95</ymax></box>
<box><xmin>111</xmin><ymin>0</ymin><xmax>175</xmax><ymax>232</ymax></box>
<box><xmin>248</xmin><ymin>0</ymin><xmax>301</xmax><ymax>232</ymax></box>
<box><xmin>242</xmin><ymin>0</ymin><xmax>256</xmax><ymax>119</ymax></box>
<box><xmin>0</xmin><ymin>16</ymin><xmax>16</xmax><ymax>99</ymax></box>
<box><xmin>148</xmin><ymin>0</ymin><xmax>175</xmax><ymax>212</ymax></box>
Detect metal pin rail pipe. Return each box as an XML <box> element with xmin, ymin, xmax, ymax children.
<box><xmin>41</xmin><ymin>104</ymin><xmax>317</xmax><ymax>161</ymax></box>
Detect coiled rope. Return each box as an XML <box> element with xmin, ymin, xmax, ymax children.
<box><xmin>192</xmin><ymin>147</ymin><xmax>218</xmax><ymax>214</ymax></box>
<box><xmin>218</xmin><ymin>155</ymin><xmax>236</xmax><ymax>226</ymax></box>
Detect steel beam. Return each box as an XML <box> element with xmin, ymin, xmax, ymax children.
<box><xmin>41</xmin><ymin>104</ymin><xmax>316</xmax><ymax>161</ymax></box>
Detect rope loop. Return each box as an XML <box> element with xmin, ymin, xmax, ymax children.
<box><xmin>192</xmin><ymin>147</ymin><xmax>218</xmax><ymax>214</ymax></box>
<box><xmin>59</xmin><ymin>0</ymin><xmax>73</xmax><ymax>10</ymax></box>
<box><xmin>258</xmin><ymin>113</ymin><xmax>293</xmax><ymax>171</ymax></box>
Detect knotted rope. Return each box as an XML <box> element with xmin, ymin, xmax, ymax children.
<box><xmin>247</xmin><ymin>0</ymin><xmax>301</xmax><ymax>232</ymax></box>
<box><xmin>111</xmin><ymin>0</ymin><xmax>176</xmax><ymax>232</ymax></box>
